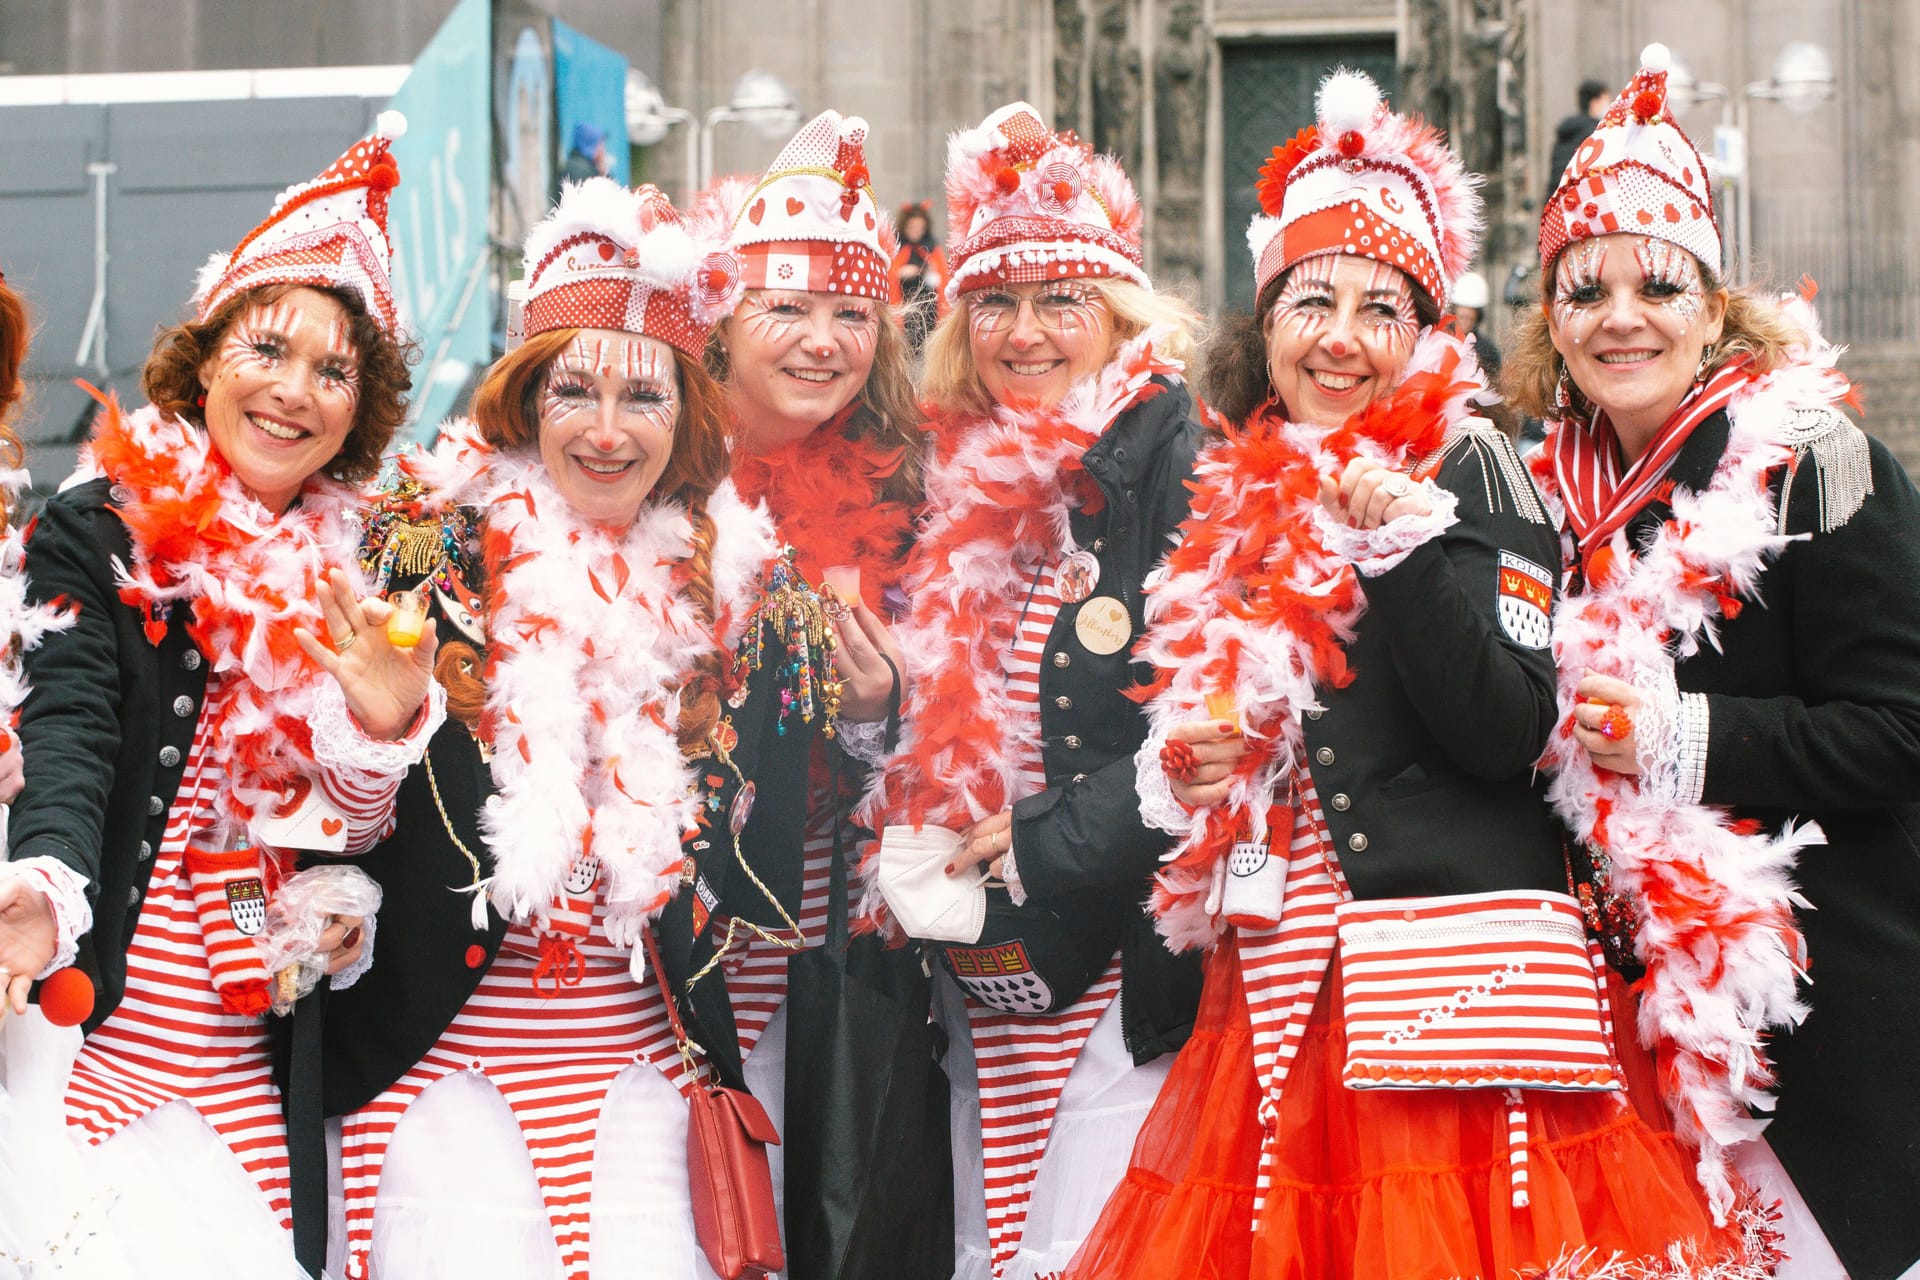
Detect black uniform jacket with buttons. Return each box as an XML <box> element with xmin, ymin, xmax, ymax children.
<box><xmin>319</xmin><ymin>605</ymin><xmax>815</xmax><ymax>1117</ymax></box>
<box><xmin>1610</xmin><ymin>411</ymin><xmax>1920</xmax><ymax>1280</ymax></box>
<box><xmin>1301</xmin><ymin>427</ymin><xmax>1566</xmax><ymax>902</ymax></box>
<box><xmin>1006</xmin><ymin>376</ymin><xmax>1206</xmax><ymax>1066</ymax></box>
<box><xmin>12</xmin><ymin>477</ymin><xmax>214</xmax><ymax>1034</ymax></box>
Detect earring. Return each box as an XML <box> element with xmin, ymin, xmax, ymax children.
<box><xmin>1552</xmin><ymin>364</ymin><xmax>1573</xmax><ymax>414</ymax></box>
<box><xmin>1694</xmin><ymin>343</ymin><xmax>1716</xmax><ymax>384</ymax></box>
<box><xmin>195</xmin><ymin>392</ymin><xmax>207</xmax><ymax>408</ymax></box>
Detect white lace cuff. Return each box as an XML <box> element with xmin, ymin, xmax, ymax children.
<box><xmin>310</xmin><ymin>676</ymin><xmax>448</xmax><ymax>781</ymax></box>
<box><xmin>1000</xmin><ymin>842</ymin><xmax>1027</xmax><ymax>907</ymax></box>
<box><xmin>835</xmin><ymin>716</ymin><xmax>891</xmax><ymax>766</ymax></box>
<box><xmin>1631</xmin><ymin>665</ymin><xmax>1710</xmax><ymax>805</ymax></box>
<box><xmin>1134</xmin><ymin>728</ymin><xmax>1192</xmax><ymax>836</ymax></box>
<box><xmin>0</xmin><ymin>857</ymin><xmax>92</xmax><ymax>977</ymax></box>
<box><xmin>1314</xmin><ymin>480</ymin><xmax>1461</xmax><ymax>576</ymax></box>
<box><xmin>328</xmin><ymin>909</ymin><xmax>377</xmax><ymax>990</ymax></box>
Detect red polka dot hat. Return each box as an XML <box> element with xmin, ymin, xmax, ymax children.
<box><xmin>1539</xmin><ymin>44</ymin><xmax>1720</xmax><ymax>274</ymax></box>
<box><xmin>942</xmin><ymin>101</ymin><xmax>1148</xmax><ymax>300</ymax></box>
<box><xmin>520</xmin><ymin>177</ymin><xmax>743</xmax><ymax>356</ymax></box>
<box><xmin>708</xmin><ymin>110</ymin><xmax>898</xmax><ymax>303</ymax></box>
<box><xmin>1248</xmin><ymin>69</ymin><xmax>1480</xmax><ymax>309</ymax></box>
<box><xmin>194</xmin><ymin>111</ymin><xmax>406</xmax><ymax>333</ymax></box>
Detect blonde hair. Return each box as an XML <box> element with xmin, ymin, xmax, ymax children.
<box><xmin>920</xmin><ymin>277</ymin><xmax>1204</xmax><ymax>417</ymax></box>
<box><xmin>1503</xmin><ymin>255</ymin><xmax>1810</xmax><ymax>420</ymax></box>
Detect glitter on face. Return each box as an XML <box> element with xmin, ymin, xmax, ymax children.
<box><xmin>1552</xmin><ymin>241</ymin><xmax>1610</xmax><ymax>340</ymax></box>
<box><xmin>541</xmin><ymin>335</ymin><xmax>678</xmax><ymax>434</ymax></box>
<box><xmin>1633</xmin><ymin>237</ymin><xmax>1705</xmax><ymax>324</ymax></box>
<box><xmin>1362</xmin><ymin>260</ymin><xmax>1419</xmax><ymax>357</ymax></box>
<box><xmin>1273</xmin><ymin>272</ymin><xmax>1334</xmax><ymax>339</ymax></box>
<box><xmin>220</xmin><ymin>300</ymin><xmax>360</xmax><ymax>410</ymax></box>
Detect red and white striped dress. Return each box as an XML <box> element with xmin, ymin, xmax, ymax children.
<box><xmin>333</xmin><ymin>893</ymin><xmax>706</xmax><ymax>1280</ymax></box>
<box><xmin>949</xmin><ymin>554</ymin><xmax>1169</xmax><ymax>1280</ymax></box>
<box><xmin>62</xmin><ymin>672</ymin><xmax>403</xmax><ymax>1243</ymax></box>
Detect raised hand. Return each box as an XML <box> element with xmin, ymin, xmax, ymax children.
<box><xmin>295</xmin><ymin>568</ymin><xmax>438</xmax><ymax>741</ymax></box>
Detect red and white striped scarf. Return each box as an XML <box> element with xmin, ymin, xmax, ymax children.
<box><xmin>1546</xmin><ymin>362</ymin><xmax>1748</xmax><ymax>569</ymax></box>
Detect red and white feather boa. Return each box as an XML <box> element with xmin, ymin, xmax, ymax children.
<box><xmin>1529</xmin><ymin>291</ymin><xmax>1850</xmax><ymax>1221</ymax></box>
<box><xmin>404</xmin><ymin>419</ymin><xmax>779</xmax><ymax>949</ymax></box>
<box><xmin>73</xmin><ymin>393</ymin><xmax>359</xmax><ymax>828</ymax></box>
<box><xmin>1</xmin><ymin>468</ymin><xmax>77</xmax><ymax>725</ymax></box>
<box><xmin>1138</xmin><ymin>329</ymin><xmax>1486</xmax><ymax>952</ymax></box>
<box><xmin>852</xmin><ymin>326</ymin><xmax>1184</xmax><ymax>928</ymax></box>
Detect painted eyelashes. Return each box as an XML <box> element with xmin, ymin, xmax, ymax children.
<box><xmin>219</xmin><ymin>301</ymin><xmax>304</xmax><ymax>375</ymax></box>
<box><xmin>1633</xmin><ymin>237</ymin><xmax>1705</xmax><ymax>324</ymax></box>
<box><xmin>541</xmin><ymin>337</ymin><xmax>677</xmax><ymax>429</ymax></box>
<box><xmin>1551</xmin><ymin>241</ymin><xmax>1609</xmax><ymax>338</ymax></box>
<box><xmin>1272</xmin><ymin>273</ymin><xmax>1333</xmax><ymax>338</ymax></box>
<box><xmin>1363</xmin><ymin>261</ymin><xmax>1419</xmax><ymax>355</ymax></box>
<box><xmin>740</xmin><ymin>293</ymin><xmax>805</xmax><ymax>347</ymax></box>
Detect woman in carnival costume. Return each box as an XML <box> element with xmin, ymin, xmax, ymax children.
<box><xmin>1068</xmin><ymin>69</ymin><xmax>1776</xmax><ymax>1279</ymax></box>
<box><xmin>322</xmin><ymin>176</ymin><xmax>842</xmax><ymax>1280</ymax></box>
<box><xmin>703</xmin><ymin>111</ymin><xmax>950</xmax><ymax>1279</ymax></box>
<box><xmin>856</xmin><ymin>101</ymin><xmax>1207</xmax><ymax>1280</ymax></box>
<box><xmin>1</xmin><ymin>116</ymin><xmax>438</xmax><ymax>1275</ymax></box>
<box><xmin>1512</xmin><ymin>46</ymin><xmax>1920</xmax><ymax>1280</ymax></box>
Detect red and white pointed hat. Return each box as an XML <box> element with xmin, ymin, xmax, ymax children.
<box><xmin>711</xmin><ymin>110</ymin><xmax>897</xmax><ymax>302</ymax></box>
<box><xmin>942</xmin><ymin>101</ymin><xmax>1147</xmax><ymax>301</ymax></box>
<box><xmin>520</xmin><ymin>177</ymin><xmax>743</xmax><ymax>355</ymax></box>
<box><xmin>194</xmin><ymin>111</ymin><xmax>406</xmax><ymax>333</ymax></box>
<box><xmin>1246</xmin><ymin>68</ymin><xmax>1481</xmax><ymax>308</ymax></box>
<box><xmin>1539</xmin><ymin>44</ymin><xmax>1720</xmax><ymax>272</ymax></box>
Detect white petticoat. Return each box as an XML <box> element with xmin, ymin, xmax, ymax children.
<box><xmin>324</xmin><ymin>1061</ymin><xmax>723</xmax><ymax>1280</ymax></box>
<box><xmin>0</xmin><ymin>1014</ymin><xmax>307</xmax><ymax>1279</ymax></box>
<box><xmin>937</xmin><ymin>973</ymin><xmax>1171</xmax><ymax>1280</ymax></box>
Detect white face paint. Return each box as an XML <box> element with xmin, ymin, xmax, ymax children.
<box><xmin>535</xmin><ymin>329</ymin><xmax>682</xmax><ymax>528</ymax></box>
<box><xmin>197</xmin><ymin>286</ymin><xmax>364</xmax><ymax>514</ymax></box>
<box><xmin>720</xmin><ymin>289</ymin><xmax>880</xmax><ymax>452</ymax></box>
<box><xmin>1264</xmin><ymin>254</ymin><xmax>1422</xmax><ymax>428</ymax></box>
<box><xmin>1545</xmin><ymin>232</ymin><xmax>1727</xmax><ymax>450</ymax></box>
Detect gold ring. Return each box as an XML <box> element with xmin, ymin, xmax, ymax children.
<box><xmin>334</xmin><ymin>632</ymin><xmax>358</xmax><ymax>653</ymax></box>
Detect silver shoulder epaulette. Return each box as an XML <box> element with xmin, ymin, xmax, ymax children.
<box><xmin>1777</xmin><ymin>407</ymin><xmax>1873</xmax><ymax>535</ymax></box>
<box><xmin>1423</xmin><ymin>421</ymin><xmax>1549</xmax><ymax>526</ymax></box>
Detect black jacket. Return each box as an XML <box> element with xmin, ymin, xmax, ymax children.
<box><xmin>320</xmin><ymin>579</ymin><xmax>817</xmax><ymax>1115</ymax></box>
<box><xmin>1304</xmin><ymin>427</ymin><xmax>1566</xmax><ymax>899</ymax></box>
<box><xmin>12</xmin><ymin>477</ymin><xmax>216</xmax><ymax>1032</ymax></box>
<box><xmin>1007</xmin><ymin>376</ymin><xmax>1206</xmax><ymax>1065</ymax></box>
<box><xmin>1613</xmin><ymin>410</ymin><xmax>1920</xmax><ymax>1280</ymax></box>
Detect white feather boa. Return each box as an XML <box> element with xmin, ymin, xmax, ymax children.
<box><xmin>0</xmin><ymin>468</ymin><xmax>77</xmax><ymax>730</ymax></box>
<box><xmin>1532</xmin><ymin>292</ymin><xmax>1851</xmax><ymax>1221</ymax></box>
<box><xmin>1139</xmin><ymin>327</ymin><xmax>1483</xmax><ymax>952</ymax></box>
<box><xmin>405</xmin><ymin>419</ymin><xmax>778</xmax><ymax>949</ymax></box>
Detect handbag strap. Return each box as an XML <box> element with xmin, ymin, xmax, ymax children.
<box><xmin>642</xmin><ymin>927</ymin><xmax>706</xmax><ymax>1085</ymax></box>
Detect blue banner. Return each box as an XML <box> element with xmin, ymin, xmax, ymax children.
<box><xmin>552</xmin><ymin>20</ymin><xmax>631</xmax><ymax>189</ymax></box>
<box><xmin>386</xmin><ymin>0</ymin><xmax>493</xmax><ymax>439</ymax></box>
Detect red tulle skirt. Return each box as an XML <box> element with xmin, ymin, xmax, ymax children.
<box><xmin>1066</xmin><ymin>935</ymin><xmax>1771</xmax><ymax>1280</ymax></box>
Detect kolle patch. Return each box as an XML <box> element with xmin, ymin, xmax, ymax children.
<box><xmin>941</xmin><ymin>938</ymin><xmax>1056</xmax><ymax>1015</ymax></box>
<box><xmin>226</xmin><ymin>877</ymin><xmax>268</xmax><ymax>937</ymax></box>
<box><xmin>1495</xmin><ymin>550</ymin><xmax>1553</xmax><ymax>650</ymax></box>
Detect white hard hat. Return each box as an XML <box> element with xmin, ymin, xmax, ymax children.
<box><xmin>1452</xmin><ymin>270</ymin><xmax>1489</xmax><ymax>310</ymax></box>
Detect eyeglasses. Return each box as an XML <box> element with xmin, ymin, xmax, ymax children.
<box><xmin>964</xmin><ymin>284</ymin><xmax>1107</xmax><ymax>334</ymax></box>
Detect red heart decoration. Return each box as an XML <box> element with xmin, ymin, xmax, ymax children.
<box><xmin>1682</xmin><ymin>167</ymin><xmax>1694</xmax><ymax>186</ymax></box>
<box><xmin>747</xmin><ymin>198</ymin><xmax>765</xmax><ymax>226</ymax></box>
<box><xmin>596</xmin><ymin>241</ymin><xmax>616</xmax><ymax>261</ymax></box>
<box><xmin>321</xmin><ymin>817</ymin><xmax>344</xmax><ymax>837</ymax></box>
<box><xmin>1636</xmin><ymin>209</ymin><xmax>1655</xmax><ymax>225</ymax></box>
<box><xmin>786</xmin><ymin>197</ymin><xmax>805</xmax><ymax>216</ymax></box>
<box><xmin>1664</xmin><ymin>203</ymin><xmax>1682</xmax><ymax>223</ymax></box>
<box><xmin>865</xmin><ymin>212</ymin><xmax>875</xmax><ymax>230</ymax></box>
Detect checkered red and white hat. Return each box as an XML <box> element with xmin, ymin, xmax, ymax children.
<box><xmin>194</xmin><ymin>111</ymin><xmax>407</xmax><ymax>333</ymax></box>
<box><xmin>1539</xmin><ymin>44</ymin><xmax>1719</xmax><ymax>273</ymax></box>
<box><xmin>942</xmin><ymin>102</ymin><xmax>1147</xmax><ymax>300</ymax></box>
<box><xmin>711</xmin><ymin>110</ymin><xmax>897</xmax><ymax>302</ymax></box>
<box><xmin>520</xmin><ymin>178</ymin><xmax>743</xmax><ymax>356</ymax></box>
<box><xmin>1247</xmin><ymin>69</ymin><xmax>1481</xmax><ymax>309</ymax></box>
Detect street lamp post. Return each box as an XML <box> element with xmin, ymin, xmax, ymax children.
<box><xmin>1669</xmin><ymin>42</ymin><xmax>1836</xmax><ymax>282</ymax></box>
<box><xmin>698</xmin><ymin>70</ymin><xmax>801</xmax><ymax>189</ymax></box>
<box><xmin>626</xmin><ymin>69</ymin><xmax>697</xmax><ymax>202</ymax></box>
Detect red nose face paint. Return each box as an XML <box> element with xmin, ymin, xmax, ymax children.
<box><xmin>1327</xmin><ymin>339</ymin><xmax>1349</xmax><ymax>358</ymax></box>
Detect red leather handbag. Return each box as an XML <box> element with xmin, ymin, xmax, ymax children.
<box><xmin>644</xmin><ymin>930</ymin><xmax>786</xmax><ymax>1279</ymax></box>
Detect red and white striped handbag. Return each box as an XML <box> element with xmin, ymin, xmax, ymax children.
<box><xmin>1334</xmin><ymin>889</ymin><xmax>1622</xmax><ymax>1092</ymax></box>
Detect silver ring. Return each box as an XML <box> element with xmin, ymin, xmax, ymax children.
<box><xmin>1384</xmin><ymin>475</ymin><xmax>1412</xmax><ymax>499</ymax></box>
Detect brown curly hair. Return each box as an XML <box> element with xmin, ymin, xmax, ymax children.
<box><xmin>142</xmin><ymin>282</ymin><xmax>415</xmax><ymax>484</ymax></box>
<box><xmin>454</xmin><ymin>328</ymin><xmax>736</xmax><ymax>754</ymax></box>
<box><xmin>1</xmin><ymin>275</ymin><xmax>28</xmax><ymax>529</ymax></box>
<box><xmin>1502</xmin><ymin>253</ymin><xmax>1802</xmax><ymax>420</ymax></box>
<box><xmin>707</xmin><ymin>303</ymin><xmax>926</xmax><ymax>506</ymax></box>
